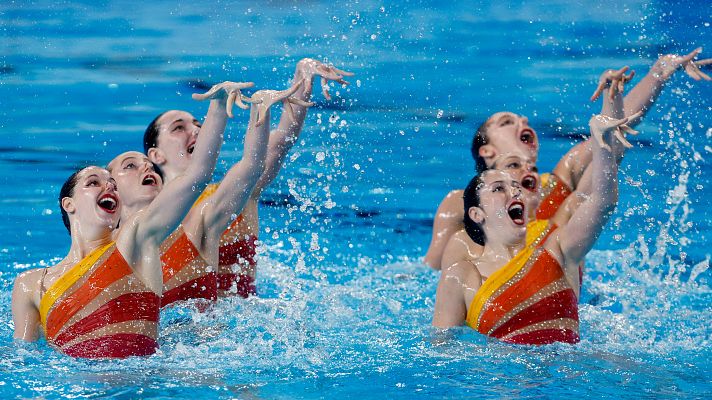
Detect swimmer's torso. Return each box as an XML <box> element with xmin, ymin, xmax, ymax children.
<box><xmin>463</xmin><ymin>223</ymin><xmax>580</xmax><ymax>345</ymax></box>
<box><xmin>40</xmin><ymin>242</ymin><xmax>160</xmax><ymax>358</ymax></box>
<box><xmin>160</xmin><ymin>226</ymin><xmax>217</xmax><ymax>307</ymax></box>
<box><xmin>218</xmin><ymin>198</ymin><xmax>258</xmax><ymax>297</ymax></box>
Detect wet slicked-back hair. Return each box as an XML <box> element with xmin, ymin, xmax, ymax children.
<box><xmin>142</xmin><ymin>112</ymin><xmax>167</xmax><ymax>179</ymax></box>
<box><xmin>463</xmin><ymin>174</ymin><xmax>486</xmax><ymax>246</ymax></box>
<box><xmin>59</xmin><ymin>168</ymin><xmax>84</xmax><ymax>234</ymax></box>
<box><xmin>471</xmin><ymin>119</ymin><xmax>490</xmax><ymax>174</ymax></box>
<box><xmin>143</xmin><ymin>111</ymin><xmax>167</xmax><ymax>154</ymax></box>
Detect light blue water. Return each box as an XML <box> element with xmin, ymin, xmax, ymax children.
<box><xmin>1</xmin><ymin>1</ymin><xmax>710</xmax><ymax>398</ymax></box>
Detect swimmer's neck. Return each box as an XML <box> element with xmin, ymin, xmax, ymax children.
<box><xmin>481</xmin><ymin>238</ymin><xmax>525</xmax><ymax>261</ymax></box>
<box><xmin>157</xmin><ymin>164</ymin><xmax>186</xmax><ymax>185</ymax></box>
<box><xmin>65</xmin><ymin>229</ymin><xmax>114</xmax><ymax>264</ymax></box>
<box><xmin>119</xmin><ymin>197</ymin><xmax>154</xmax><ymax>222</ymax></box>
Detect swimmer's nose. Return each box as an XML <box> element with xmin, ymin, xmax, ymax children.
<box><xmin>520</xmin><ymin>116</ymin><xmax>529</xmax><ymax>126</ymax></box>
<box><xmin>106</xmin><ymin>179</ymin><xmax>118</xmax><ymax>192</ymax></box>
<box><xmin>511</xmin><ymin>184</ymin><xmax>522</xmax><ymax>199</ymax></box>
<box><xmin>141</xmin><ymin>160</ymin><xmax>153</xmax><ymax>173</ymax></box>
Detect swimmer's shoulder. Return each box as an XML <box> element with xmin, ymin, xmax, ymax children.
<box><xmin>440</xmin><ymin>258</ymin><xmax>483</xmax><ymax>292</ymax></box>
<box><xmin>12</xmin><ymin>267</ymin><xmax>46</xmax><ymax>307</ymax></box>
<box><xmin>441</xmin><ymin>229</ymin><xmax>483</xmax><ymax>270</ymax></box>
<box><xmin>436</xmin><ymin>189</ymin><xmax>465</xmax><ymax>217</ymax></box>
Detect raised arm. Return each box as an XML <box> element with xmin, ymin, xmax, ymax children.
<box><xmin>201</xmin><ymin>81</ymin><xmax>309</xmax><ymax>239</ymax></box>
<box><xmin>251</xmin><ymin>58</ymin><xmax>353</xmax><ymax>198</ymax></box>
<box><xmin>593</xmin><ymin>48</ymin><xmax>711</xmax><ymax>127</ymax></box>
<box><xmin>555</xmin><ymin>112</ymin><xmax>632</xmax><ymax>269</ymax></box>
<box><xmin>136</xmin><ymin>82</ymin><xmax>251</xmax><ymax>245</ymax></box>
<box><xmin>554</xmin><ymin>66</ymin><xmax>639</xmax><ymax>190</ymax></box>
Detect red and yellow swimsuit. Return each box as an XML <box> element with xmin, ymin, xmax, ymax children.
<box><xmin>465</xmin><ymin>221</ymin><xmax>580</xmax><ymax>345</ymax></box>
<box><xmin>39</xmin><ymin>242</ymin><xmax>160</xmax><ymax>358</ymax></box>
<box><xmin>536</xmin><ymin>173</ymin><xmax>573</xmax><ymax>220</ymax></box>
<box><xmin>218</xmin><ymin>217</ymin><xmax>257</xmax><ymax>298</ymax></box>
<box><xmin>194</xmin><ymin>183</ymin><xmax>257</xmax><ymax>298</ymax></box>
<box><xmin>160</xmin><ymin>227</ymin><xmax>217</xmax><ymax>307</ymax></box>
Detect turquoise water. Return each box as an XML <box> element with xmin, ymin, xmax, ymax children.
<box><xmin>1</xmin><ymin>0</ymin><xmax>711</xmax><ymax>398</ymax></box>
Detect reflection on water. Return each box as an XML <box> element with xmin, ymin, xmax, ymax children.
<box><xmin>1</xmin><ymin>0</ymin><xmax>711</xmax><ymax>398</ymax></box>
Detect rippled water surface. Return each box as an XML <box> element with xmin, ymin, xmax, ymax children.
<box><xmin>1</xmin><ymin>1</ymin><xmax>711</xmax><ymax>398</ymax></box>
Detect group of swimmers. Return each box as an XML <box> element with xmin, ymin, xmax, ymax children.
<box><xmin>11</xmin><ymin>58</ymin><xmax>352</xmax><ymax>358</ymax></box>
<box><xmin>427</xmin><ymin>48</ymin><xmax>710</xmax><ymax>344</ymax></box>
<box><xmin>10</xmin><ymin>49</ymin><xmax>711</xmax><ymax>358</ymax></box>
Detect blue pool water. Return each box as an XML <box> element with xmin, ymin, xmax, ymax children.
<box><xmin>1</xmin><ymin>0</ymin><xmax>711</xmax><ymax>398</ymax></box>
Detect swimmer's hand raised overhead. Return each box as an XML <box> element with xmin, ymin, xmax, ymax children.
<box><xmin>653</xmin><ymin>47</ymin><xmax>712</xmax><ymax>81</ymax></box>
<box><xmin>591</xmin><ymin>67</ymin><xmax>641</xmax><ymax>150</ymax></box>
<box><xmin>591</xmin><ymin>66</ymin><xmax>636</xmax><ymax>101</ymax></box>
<box><xmin>589</xmin><ymin>111</ymin><xmax>642</xmax><ymax>152</ymax></box>
<box><xmin>297</xmin><ymin>58</ymin><xmax>354</xmax><ymax>101</ymax></box>
<box><xmin>192</xmin><ymin>81</ymin><xmax>256</xmax><ymax>118</ymax></box>
<box><xmin>251</xmin><ymin>79</ymin><xmax>314</xmax><ymax>127</ymax></box>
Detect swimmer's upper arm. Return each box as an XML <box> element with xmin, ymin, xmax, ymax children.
<box><xmin>432</xmin><ymin>262</ymin><xmax>474</xmax><ymax>328</ymax></box>
<box><xmin>424</xmin><ymin>190</ymin><xmax>465</xmax><ymax>270</ymax></box>
<box><xmin>552</xmin><ymin>140</ymin><xmax>592</xmax><ymax>192</ymax></box>
<box><xmin>11</xmin><ymin>271</ymin><xmax>41</xmax><ymax>342</ymax></box>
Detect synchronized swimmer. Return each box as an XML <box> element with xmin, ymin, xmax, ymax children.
<box><xmin>9</xmin><ymin>48</ymin><xmax>712</xmax><ymax>357</ymax></box>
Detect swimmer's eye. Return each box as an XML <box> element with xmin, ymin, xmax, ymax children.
<box><xmin>492</xmin><ymin>185</ymin><xmax>505</xmax><ymax>192</ymax></box>
<box><xmin>500</xmin><ymin>118</ymin><xmax>514</xmax><ymax>126</ymax></box>
<box><xmin>87</xmin><ymin>180</ymin><xmax>100</xmax><ymax>187</ymax></box>
<box><xmin>172</xmin><ymin>125</ymin><xmax>184</xmax><ymax>132</ymax></box>
<box><xmin>506</xmin><ymin>162</ymin><xmax>521</xmax><ymax>169</ymax></box>
<box><xmin>124</xmin><ymin>163</ymin><xmax>136</xmax><ymax>169</ymax></box>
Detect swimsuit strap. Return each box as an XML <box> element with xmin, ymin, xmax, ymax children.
<box><xmin>39</xmin><ymin>266</ymin><xmax>50</xmax><ymax>298</ymax></box>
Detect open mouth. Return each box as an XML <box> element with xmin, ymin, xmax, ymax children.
<box><xmin>97</xmin><ymin>194</ymin><xmax>118</xmax><ymax>213</ymax></box>
<box><xmin>507</xmin><ymin>201</ymin><xmax>525</xmax><ymax>225</ymax></box>
<box><xmin>521</xmin><ymin>174</ymin><xmax>538</xmax><ymax>191</ymax></box>
<box><xmin>520</xmin><ymin>128</ymin><xmax>536</xmax><ymax>146</ymax></box>
<box><xmin>186</xmin><ymin>141</ymin><xmax>196</xmax><ymax>154</ymax></box>
<box><xmin>142</xmin><ymin>174</ymin><xmax>158</xmax><ymax>186</ymax></box>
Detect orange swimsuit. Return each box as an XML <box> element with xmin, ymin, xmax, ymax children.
<box><xmin>194</xmin><ymin>183</ymin><xmax>257</xmax><ymax>298</ymax></box>
<box><xmin>218</xmin><ymin>216</ymin><xmax>257</xmax><ymax>298</ymax></box>
<box><xmin>40</xmin><ymin>242</ymin><xmax>160</xmax><ymax>358</ymax></box>
<box><xmin>536</xmin><ymin>173</ymin><xmax>573</xmax><ymax>220</ymax></box>
<box><xmin>466</xmin><ymin>223</ymin><xmax>580</xmax><ymax>345</ymax></box>
<box><xmin>160</xmin><ymin>227</ymin><xmax>217</xmax><ymax>307</ymax></box>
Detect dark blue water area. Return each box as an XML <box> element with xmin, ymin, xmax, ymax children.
<box><xmin>1</xmin><ymin>0</ymin><xmax>711</xmax><ymax>398</ymax></box>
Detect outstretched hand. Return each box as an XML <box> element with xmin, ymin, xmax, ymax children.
<box><xmin>250</xmin><ymin>79</ymin><xmax>314</xmax><ymax>127</ymax></box>
<box><xmin>653</xmin><ymin>48</ymin><xmax>712</xmax><ymax>81</ymax></box>
<box><xmin>297</xmin><ymin>58</ymin><xmax>354</xmax><ymax>101</ymax></box>
<box><xmin>589</xmin><ymin>111</ymin><xmax>642</xmax><ymax>152</ymax></box>
<box><xmin>591</xmin><ymin>66</ymin><xmax>635</xmax><ymax>101</ymax></box>
<box><xmin>192</xmin><ymin>81</ymin><xmax>256</xmax><ymax>118</ymax></box>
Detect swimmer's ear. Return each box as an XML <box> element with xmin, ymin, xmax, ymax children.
<box><xmin>61</xmin><ymin>197</ymin><xmax>76</xmax><ymax>215</ymax></box>
<box><xmin>478</xmin><ymin>144</ymin><xmax>496</xmax><ymax>160</ymax></box>
<box><xmin>147</xmin><ymin>147</ymin><xmax>166</xmax><ymax>166</ymax></box>
<box><xmin>468</xmin><ymin>206</ymin><xmax>485</xmax><ymax>224</ymax></box>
